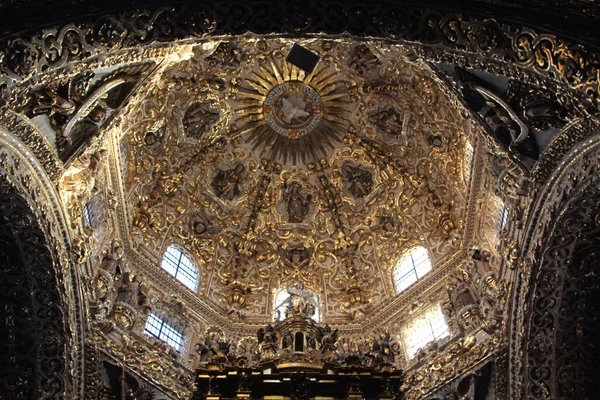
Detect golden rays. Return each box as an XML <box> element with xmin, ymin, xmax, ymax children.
<box><xmin>233</xmin><ymin>49</ymin><xmax>356</xmax><ymax>165</ymax></box>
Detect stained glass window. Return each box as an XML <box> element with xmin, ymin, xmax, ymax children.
<box><xmin>393</xmin><ymin>246</ymin><xmax>432</xmax><ymax>294</ymax></box>
<box><xmin>161</xmin><ymin>245</ymin><xmax>199</xmax><ymax>291</ymax></box>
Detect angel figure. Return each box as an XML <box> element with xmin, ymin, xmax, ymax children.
<box><xmin>257</xmin><ymin>324</ymin><xmax>278</xmax><ymax>344</ymax></box>
<box><xmin>59</xmin><ymin>150</ymin><xmax>106</xmax><ymax>218</ymax></box>
<box><xmin>211</xmin><ymin>163</ymin><xmax>245</xmax><ymax>200</ymax></box>
<box><xmin>317</xmin><ymin>324</ymin><xmax>339</xmax><ymax>346</ymax></box>
<box><xmin>278</xmin><ymin>246</ymin><xmax>313</xmax><ymax>272</ymax></box>
<box><xmin>277</xmin><ymin>282</ymin><xmax>319</xmax><ymax>320</ymax></box>
<box><xmin>341</xmin><ymin>163</ymin><xmax>373</xmax><ymax>199</ymax></box>
<box><xmin>31</xmin><ymin>71</ymin><xmax>94</xmax><ymax>125</ymax></box>
<box><xmin>368</xmin><ymin>107</ymin><xmax>404</xmax><ymax>136</ymax></box>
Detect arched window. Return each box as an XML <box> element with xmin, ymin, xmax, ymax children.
<box><xmin>161</xmin><ymin>245</ymin><xmax>199</xmax><ymax>291</ymax></box>
<box><xmin>402</xmin><ymin>304</ymin><xmax>449</xmax><ymax>359</ymax></box>
<box><xmin>393</xmin><ymin>246</ymin><xmax>432</xmax><ymax>294</ymax></box>
<box><xmin>273</xmin><ymin>286</ymin><xmax>320</xmax><ymax>323</ymax></box>
<box><xmin>144</xmin><ymin>311</ymin><xmax>185</xmax><ymax>352</ymax></box>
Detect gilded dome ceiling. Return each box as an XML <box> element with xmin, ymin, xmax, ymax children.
<box><xmin>120</xmin><ymin>38</ymin><xmax>477</xmax><ymax>323</ymax></box>
<box><xmin>3</xmin><ymin>1</ymin><xmax>599</xmax><ymax>398</ymax></box>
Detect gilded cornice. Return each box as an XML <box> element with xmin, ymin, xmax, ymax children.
<box><xmin>0</xmin><ymin>4</ymin><xmax>598</xmax><ymax>104</ymax></box>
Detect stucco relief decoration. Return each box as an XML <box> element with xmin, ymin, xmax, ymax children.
<box><xmin>119</xmin><ymin>38</ymin><xmax>471</xmax><ymax>323</ymax></box>
<box><xmin>0</xmin><ymin>4</ymin><xmax>599</xmax><ymax>399</ymax></box>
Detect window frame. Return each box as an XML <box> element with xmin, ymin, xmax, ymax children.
<box><xmin>143</xmin><ymin>311</ymin><xmax>185</xmax><ymax>353</ymax></box>
<box><xmin>402</xmin><ymin>304</ymin><xmax>450</xmax><ymax>359</ymax></box>
<box><xmin>161</xmin><ymin>244</ymin><xmax>199</xmax><ymax>291</ymax></box>
<box><xmin>393</xmin><ymin>246</ymin><xmax>432</xmax><ymax>294</ymax></box>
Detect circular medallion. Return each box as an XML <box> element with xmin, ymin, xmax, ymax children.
<box><xmin>263</xmin><ymin>82</ymin><xmax>322</xmax><ymax>139</ymax></box>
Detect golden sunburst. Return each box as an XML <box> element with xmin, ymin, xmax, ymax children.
<box><xmin>232</xmin><ymin>46</ymin><xmax>357</xmax><ymax>165</ymax></box>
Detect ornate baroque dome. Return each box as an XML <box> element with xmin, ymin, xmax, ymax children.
<box><xmin>0</xmin><ymin>1</ymin><xmax>599</xmax><ymax>399</ymax></box>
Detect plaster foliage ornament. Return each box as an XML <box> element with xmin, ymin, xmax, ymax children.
<box><xmin>4</xmin><ymin>5</ymin><xmax>600</xmax><ymax>399</ymax></box>
<box><xmin>118</xmin><ymin>37</ymin><xmax>472</xmax><ymax>323</ymax></box>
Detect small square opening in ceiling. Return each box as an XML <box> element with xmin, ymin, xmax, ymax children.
<box><xmin>286</xmin><ymin>43</ymin><xmax>320</xmax><ymax>74</ymax></box>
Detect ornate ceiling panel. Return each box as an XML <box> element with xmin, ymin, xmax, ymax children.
<box><xmin>119</xmin><ymin>38</ymin><xmax>476</xmax><ymax>323</ymax></box>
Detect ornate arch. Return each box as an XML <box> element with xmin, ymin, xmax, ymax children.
<box><xmin>0</xmin><ymin>180</ymin><xmax>71</xmax><ymax>398</ymax></box>
<box><xmin>0</xmin><ymin>128</ymin><xmax>85</xmax><ymax>398</ymax></box>
<box><xmin>514</xmin><ymin>132</ymin><xmax>600</xmax><ymax>399</ymax></box>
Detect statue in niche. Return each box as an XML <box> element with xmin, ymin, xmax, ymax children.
<box><xmin>282</xmin><ymin>331</ymin><xmax>293</xmax><ymax>350</ymax></box>
<box><xmin>372</xmin><ymin>213</ymin><xmax>398</xmax><ymax>237</ymax></box>
<box><xmin>99</xmin><ymin>238</ymin><xmax>125</xmax><ymax>275</ymax></box>
<box><xmin>211</xmin><ymin>163</ymin><xmax>245</xmax><ymax>200</ymax></box>
<box><xmin>183</xmin><ymin>102</ymin><xmax>220</xmax><ymax>139</ymax></box>
<box><xmin>341</xmin><ymin>163</ymin><xmax>373</xmax><ymax>199</ymax></box>
<box><xmin>60</xmin><ymin>150</ymin><xmax>106</xmax><ymax>220</ymax></box>
<box><xmin>283</xmin><ymin>181</ymin><xmax>312</xmax><ymax>223</ymax></box>
<box><xmin>115</xmin><ymin>271</ymin><xmax>146</xmax><ymax>307</ymax></box>
<box><xmin>368</xmin><ymin>107</ymin><xmax>404</xmax><ymax>136</ymax></box>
